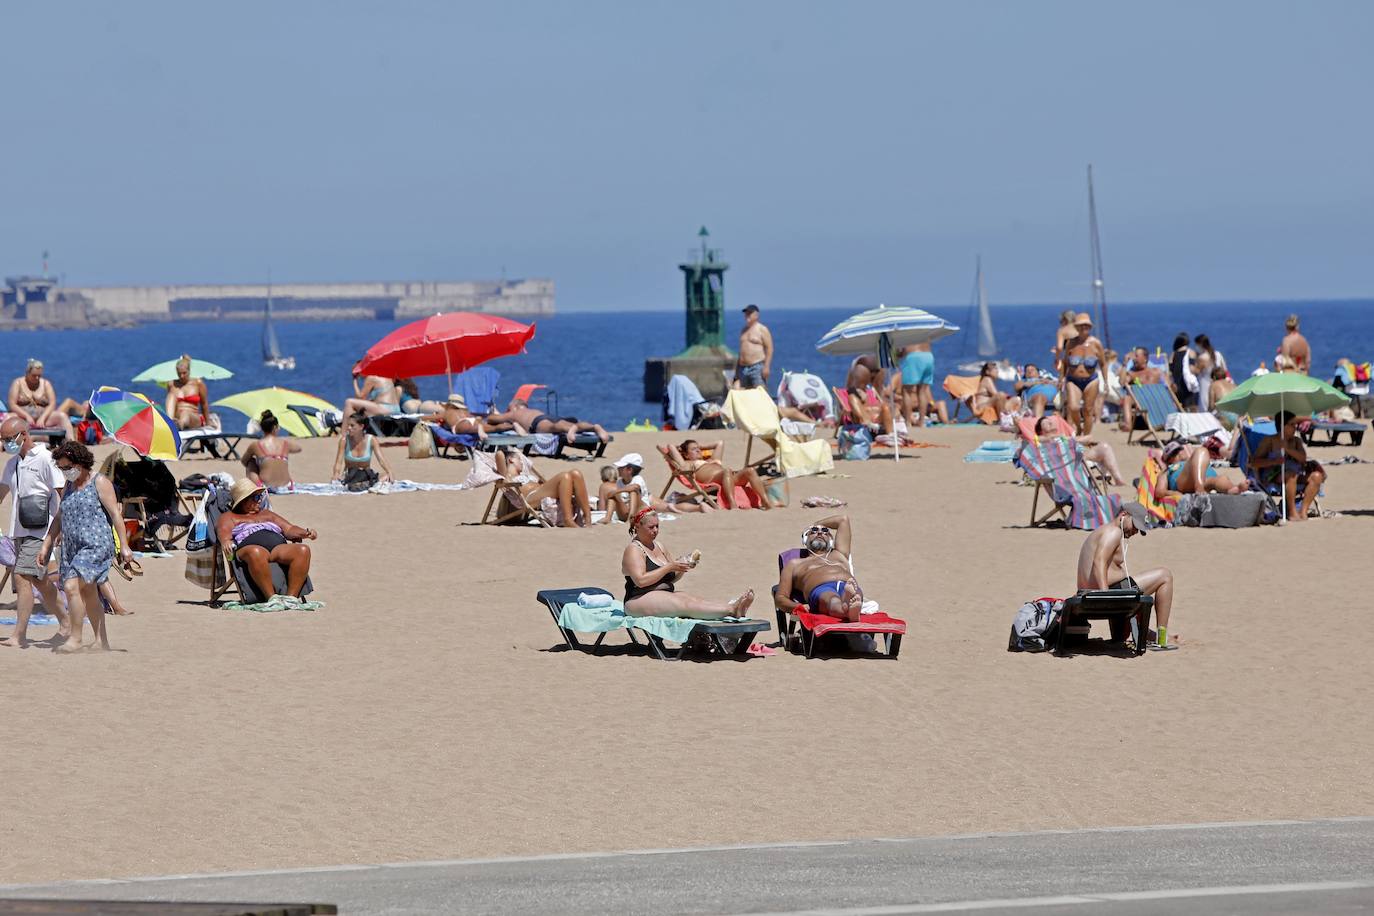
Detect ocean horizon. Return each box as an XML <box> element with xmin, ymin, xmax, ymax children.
<box><xmin>6</xmin><ymin>296</ymin><xmax>1370</xmax><ymax>433</ymax></box>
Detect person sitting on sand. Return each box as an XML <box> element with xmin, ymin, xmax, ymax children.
<box><xmin>1016</xmin><ymin>364</ymin><xmax>1059</xmax><ymax>419</ymax></box>
<box><xmin>8</xmin><ymin>359</ymin><xmax>74</xmax><ymax>438</ymax></box>
<box><xmin>775</xmin><ymin>514</ymin><xmax>865</xmax><ymax>623</ymax></box>
<box><xmin>344</xmin><ymin>372</ymin><xmax>403</xmax><ymax>419</ymax></box>
<box><xmin>1153</xmin><ymin>439</ymin><xmax>1247</xmax><ymax>499</ymax></box>
<box><xmin>215</xmin><ymin>479</ymin><xmax>318</xmax><ymax>601</ymax></box>
<box><xmin>242</xmin><ymin>410</ymin><xmax>300</xmax><ymax>490</ymax></box>
<box><xmin>597</xmin><ymin>452</ymin><xmax>711</xmax><ymax>524</ymax></box>
<box><xmin>494</xmin><ymin>447</ymin><xmax>593</xmax><ymax>528</ymax></box>
<box><xmin>487</xmin><ymin>398</ymin><xmax>610</xmax><ymax>445</ymax></box>
<box><xmin>1077</xmin><ymin>502</ymin><xmax>1176</xmax><ymax>650</ymax></box>
<box><xmin>331</xmin><ymin>412</ymin><xmax>395</xmax><ymax>490</ymax></box>
<box><xmin>1252</xmin><ymin>410</ymin><xmax>1327</xmax><ymax>522</ymax></box>
<box><xmin>973</xmin><ymin>361</ymin><xmax>1020</xmax><ymax>419</ymax></box>
<box><xmin>164</xmin><ymin>355</ymin><xmax>211</xmax><ymax>430</ymax></box>
<box><xmin>660</xmin><ymin>439</ymin><xmax>775</xmax><ymax>509</ymax></box>
<box><xmin>621</xmin><ymin>508</ymin><xmax>753</xmax><ymax>619</ymax></box>
<box><xmin>1032</xmin><ymin>416</ymin><xmax>1128</xmax><ymax>486</ymax></box>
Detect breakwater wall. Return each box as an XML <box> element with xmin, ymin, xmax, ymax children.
<box><xmin>69</xmin><ymin>279</ymin><xmax>555</xmax><ymax>322</ymax></box>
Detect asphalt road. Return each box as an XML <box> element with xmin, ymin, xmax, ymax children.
<box><xmin>2</xmin><ymin>817</ymin><xmax>1372</xmax><ymax>915</ymax></box>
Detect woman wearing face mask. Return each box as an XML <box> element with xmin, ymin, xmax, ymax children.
<box><xmin>40</xmin><ymin>440</ymin><xmax>131</xmax><ymax>652</ymax></box>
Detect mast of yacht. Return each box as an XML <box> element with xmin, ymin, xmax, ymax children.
<box><xmin>1087</xmin><ymin>164</ymin><xmax>1110</xmax><ymax>351</ymax></box>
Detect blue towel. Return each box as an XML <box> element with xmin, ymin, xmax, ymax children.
<box><xmin>964</xmin><ymin>440</ymin><xmax>1018</xmax><ymax>463</ymax></box>
<box><xmin>559</xmin><ymin>600</ymin><xmax>703</xmax><ymax>644</ymax></box>
<box><xmin>0</xmin><ymin>614</ymin><xmax>59</xmax><ymax>627</ymax></box>
<box><xmin>665</xmin><ymin>375</ymin><xmax>705</xmax><ymax>430</ymax></box>
<box><xmin>453</xmin><ymin>367</ymin><xmax>501</xmax><ymax>415</ymax></box>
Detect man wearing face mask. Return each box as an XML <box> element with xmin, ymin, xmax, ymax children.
<box><xmin>1076</xmin><ymin>502</ymin><xmax>1177</xmax><ymax>650</ymax></box>
<box><xmin>0</xmin><ymin>415</ymin><xmax>66</xmax><ymax>648</ymax></box>
<box><xmin>775</xmin><ymin>514</ymin><xmax>864</xmax><ymax>622</ymax></box>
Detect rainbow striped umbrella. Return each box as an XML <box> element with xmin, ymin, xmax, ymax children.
<box><xmin>89</xmin><ymin>387</ymin><xmax>182</xmax><ymax>461</ymax></box>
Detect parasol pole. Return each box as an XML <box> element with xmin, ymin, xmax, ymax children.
<box><xmin>879</xmin><ymin>332</ymin><xmax>899</xmax><ymax>464</ymax></box>
<box><xmin>446</xmin><ymin>347</ymin><xmax>453</xmax><ymax>397</ymax></box>
<box><xmin>1281</xmin><ymin>390</ymin><xmax>1287</xmax><ymax>522</ymax></box>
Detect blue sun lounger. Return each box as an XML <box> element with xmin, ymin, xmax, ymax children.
<box><xmin>536</xmin><ymin>587</ymin><xmax>770</xmax><ymax>661</ymax></box>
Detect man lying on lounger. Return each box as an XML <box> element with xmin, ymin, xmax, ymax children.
<box><xmin>487</xmin><ymin>398</ymin><xmax>610</xmax><ymax>444</ymax></box>
<box><xmin>775</xmin><ymin>514</ymin><xmax>865</xmax><ymax>622</ymax></box>
<box><xmin>1076</xmin><ymin>502</ymin><xmax>1177</xmax><ymax>650</ymax></box>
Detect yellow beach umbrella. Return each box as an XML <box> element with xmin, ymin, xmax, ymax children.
<box><xmin>213</xmin><ymin>387</ymin><xmax>339</xmax><ymax>438</ymax></box>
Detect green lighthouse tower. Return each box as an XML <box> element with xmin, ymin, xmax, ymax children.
<box><xmin>643</xmin><ymin>227</ymin><xmax>737</xmax><ymax>403</ymax></box>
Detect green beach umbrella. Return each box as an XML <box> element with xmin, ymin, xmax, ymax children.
<box><xmin>1215</xmin><ymin>372</ymin><xmax>1350</xmax><ymax>419</ymax></box>
<box><xmin>132</xmin><ymin>358</ymin><xmax>234</xmax><ymax>384</ymax></box>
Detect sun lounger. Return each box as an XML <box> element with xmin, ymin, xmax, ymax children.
<box><xmin>1302</xmin><ymin>419</ymin><xmax>1366</xmax><ymax>447</ymax></box>
<box><xmin>772</xmin><ymin>549</ymin><xmax>905</xmax><ymax>658</ymax></box>
<box><xmin>536</xmin><ymin>586</ymin><xmax>770</xmax><ymax>660</ymax></box>
<box><xmin>178</xmin><ymin>428</ymin><xmax>262</xmax><ymax>460</ymax></box>
<box><xmin>1015</xmin><ymin>436</ymin><xmax>1121</xmax><ymax>530</ymax></box>
<box><xmin>365</xmin><ymin>413</ymin><xmax>424</xmax><ymax>438</ymax></box>
<box><xmin>536</xmin><ymin>586</ymin><xmax>646</xmax><ymax>654</ymax></box>
<box><xmin>942</xmin><ymin>375</ymin><xmax>997</xmax><ymax>424</ymax></box>
<box><xmin>721</xmin><ymin>387</ymin><xmax>833</xmax><ymax>478</ymax></box>
<box><xmin>1055</xmin><ymin>588</ymin><xmax>1153</xmax><ymax>656</ymax></box>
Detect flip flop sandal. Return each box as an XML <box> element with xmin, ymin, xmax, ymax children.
<box><xmin>125</xmin><ymin>558</ymin><xmax>144</xmax><ymax>577</ymax></box>
<box><xmin>113</xmin><ymin>562</ymin><xmax>134</xmax><ymax>582</ymax></box>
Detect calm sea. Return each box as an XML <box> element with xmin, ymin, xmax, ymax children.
<box><xmin>8</xmin><ymin>299</ymin><xmax>1371</xmax><ymax>432</ymax></box>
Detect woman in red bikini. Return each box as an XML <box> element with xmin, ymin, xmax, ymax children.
<box><xmin>164</xmin><ymin>355</ymin><xmax>210</xmax><ymax>430</ymax></box>
<box><xmin>242</xmin><ymin>410</ymin><xmax>300</xmax><ymax>490</ymax></box>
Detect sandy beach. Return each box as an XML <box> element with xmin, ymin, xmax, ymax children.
<box><xmin>2</xmin><ymin>423</ymin><xmax>1371</xmax><ymax>884</ymax></box>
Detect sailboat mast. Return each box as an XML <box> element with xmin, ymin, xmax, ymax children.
<box><xmin>1087</xmin><ymin>164</ymin><xmax>1110</xmax><ymax>351</ymax></box>
<box><xmin>975</xmin><ymin>255</ymin><xmax>997</xmax><ymax>358</ymax></box>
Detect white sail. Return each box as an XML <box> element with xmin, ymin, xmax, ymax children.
<box><xmin>262</xmin><ymin>297</ymin><xmax>283</xmax><ymax>361</ymax></box>
<box><xmin>975</xmin><ymin>259</ymin><xmax>997</xmax><ymax>358</ymax></box>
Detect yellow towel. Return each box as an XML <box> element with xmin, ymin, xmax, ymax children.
<box><xmin>723</xmin><ymin>388</ymin><xmax>833</xmax><ymax>477</ymax></box>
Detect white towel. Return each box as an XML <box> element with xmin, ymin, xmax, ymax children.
<box><xmin>578</xmin><ymin>592</ymin><xmax>614</xmax><ymax>609</ymax></box>
<box><xmin>860</xmin><ymin>599</ymin><xmax>880</xmax><ymax>616</ymax></box>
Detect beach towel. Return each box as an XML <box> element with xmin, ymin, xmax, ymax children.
<box><xmin>0</xmin><ymin>614</ymin><xmax>60</xmax><ymax>627</ymax></box>
<box><xmin>452</xmin><ymin>367</ymin><xmax>500</xmax><ymax>415</ymax></box>
<box><xmin>791</xmin><ymin>607</ymin><xmax>906</xmax><ymax>641</ymax></box>
<box><xmin>288</xmin><ymin>480</ymin><xmax>470</xmax><ymax>496</ymax></box>
<box><xmin>1165</xmin><ymin>411</ymin><xmax>1225</xmax><ymax>440</ymax></box>
<box><xmin>558</xmin><ymin>600</ymin><xmax>746</xmax><ymax>645</ymax></box>
<box><xmin>722</xmin><ymin>387</ymin><xmax>834</xmax><ymax>478</ymax></box>
<box><xmin>664</xmin><ymin>375</ymin><xmax>706</xmax><ymax>430</ymax></box>
<box><xmin>1137</xmin><ymin>455</ymin><xmax>1178</xmax><ymax>524</ymax></box>
<box><xmin>964</xmin><ymin>440</ymin><xmax>1018</xmax><ymax>463</ymax></box>
<box><xmin>942</xmin><ymin>375</ymin><xmax>998</xmax><ymax>424</ymax></box>
<box><xmin>220</xmin><ymin>596</ymin><xmax>325</xmax><ymax>612</ymax></box>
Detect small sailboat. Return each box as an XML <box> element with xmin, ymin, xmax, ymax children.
<box><xmin>262</xmin><ymin>281</ymin><xmax>295</xmax><ymax>371</ymax></box>
<box><xmin>958</xmin><ymin>257</ymin><xmax>1016</xmax><ymax>380</ymax></box>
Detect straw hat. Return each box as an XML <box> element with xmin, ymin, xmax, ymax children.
<box><xmin>230</xmin><ymin>478</ymin><xmax>266</xmax><ymax>510</ymax></box>
<box><xmin>444</xmin><ymin>393</ymin><xmax>467</xmax><ymax>409</ymax></box>
<box><xmin>1073</xmin><ymin>312</ymin><xmax>1093</xmax><ymax>327</ymax></box>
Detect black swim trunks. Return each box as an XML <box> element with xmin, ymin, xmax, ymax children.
<box><xmin>1109</xmin><ymin>576</ymin><xmax>1139</xmax><ymax>591</ymax></box>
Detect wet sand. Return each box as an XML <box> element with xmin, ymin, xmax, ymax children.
<box><xmin>1</xmin><ymin>423</ymin><xmax>1371</xmax><ymax>883</ymax></box>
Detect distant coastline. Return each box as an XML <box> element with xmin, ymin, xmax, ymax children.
<box><xmin>0</xmin><ymin>276</ymin><xmax>554</xmax><ymax>331</ymax></box>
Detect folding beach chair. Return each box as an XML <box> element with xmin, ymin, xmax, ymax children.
<box><xmin>481</xmin><ymin>479</ymin><xmax>553</xmax><ymax>527</ymax></box>
<box><xmin>1055</xmin><ymin>588</ymin><xmax>1154</xmax><ymax>656</ymax></box>
<box><xmin>942</xmin><ymin>375</ymin><xmax>997</xmax><ymax>424</ymax></box>
<box><xmin>1233</xmin><ymin>423</ymin><xmax>1320</xmax><ymax>518</ymax></box>
<box><xmin>772</xmin><ymin>549</ymin><xmax>904</xmax><ymax>658</ymax></box>
<box><xmin>653</xmin><ymin>447</ymin><xmax>763</xmax><ymax>509</ymax></box>
<box><xmin>1124</xmin><ymin>382</ymin><xmax>1223</xmax><ymax>448</ymax></box>
<box><xmin>536</xmin><ymin>587</ymin><xmax>770</xmax><ymax>661</ymax></box>
<box><xmin>1014</xmin><ymin>416</ymin><xmax>1112</xmax><ymax>491</ymax></box>
<box><xmin>1014</xmin><ymin>436</ymin><xmax>1122</xmax><ymax>530</ymax></box>
<box><xmin>721</xmin><ymin>387</ymin><xmax>833</xmax><ymax>478</ymax></box>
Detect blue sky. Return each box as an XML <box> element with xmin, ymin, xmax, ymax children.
<box><xmin>2</xmin><ymin>0</ymin><xmax>1370</xmax><ymax>311</ymax></box>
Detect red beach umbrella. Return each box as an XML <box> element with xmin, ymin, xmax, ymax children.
<box><xmin>356</xmin><ymin>312</ymin><xmax>536</xmax><ymax>384</ymax></box>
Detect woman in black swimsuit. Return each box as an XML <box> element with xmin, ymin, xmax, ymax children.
<box><xmin>620</xmin><ymin>509</ymin><xmax>754</xmax><ymax>618</ymax></box>
<box><xmin>1058</xmin><ymin>312</ymin><xmax>1107</xmax><ymax>436</ymax></box>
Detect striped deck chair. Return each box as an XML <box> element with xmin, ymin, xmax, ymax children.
<box><xmin>1015</xmin><ymin>415</ymin><xmax>1112</xmax><ymax>490</ymax></box>
<box><xmin>1126</xmin><ymin>382</ymin><xmax>1187</xmax><ymax>447</ymax></box>
<box><xmin>1015</xmin><ymin>436</ymin><xmax>1122</xmax><ymax>530</ymax></box>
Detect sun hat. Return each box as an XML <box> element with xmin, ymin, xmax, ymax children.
<box><xmin>614</xmin><ymin>452</ymin><xmax>644</xmax><ymax>468</ymax></box>
<box><xmin>444</xmin><ymin>393</ymin><xmax>467</xmax><ymax>409</ymax></box>
<box><xmin>1074</xmin><ymin>312</ymin><xmax>1093</xmax><ymax>327</ymax></box>
<box><xmin>1120</xmin><ymin>501</ymin><xmax>1150</xmax><ymax>535</ymax></box>
<box><xmin>230</xmin><ymin>478</ymin><xmax>266</xmax><ymax>510</ymax></box>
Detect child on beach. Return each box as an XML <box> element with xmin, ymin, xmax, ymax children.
<box><xmin>597</xmin><ymin>453</ymin><xmax>712</xmax><ymax>524</ymax></box>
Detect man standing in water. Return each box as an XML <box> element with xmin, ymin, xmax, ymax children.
<box><xmin>1279</xmin><ymin>314</ymin><xmax>1311</xmax><ymax>375</ymax></box>
<box><xmin>1077</xmin><ymin>502</ymin><xmax>1177</xmax><ymax>650</ymax></box>
<box><xmin>735</xmin><ymin>304</ymin><xmax>773</xmax><ymax>389</ymax></box>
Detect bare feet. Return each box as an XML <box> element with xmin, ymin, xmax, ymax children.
<box><xmin>728</xmin><ymin>589</ymin><xmax>755</xmax><ymax>616</ymax></box>
<box><xmin>54</xmin><ymin>639</ymin><xmax>87</xmax><ymax>654</ymax></box>
<box><xmin>0</xmin><ymin>634</ymin><xmax>27</xmax><ymax>649</ymax></box>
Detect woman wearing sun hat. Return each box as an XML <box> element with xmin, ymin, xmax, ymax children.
<box><xmin>1058</xmin><ymin>312</ymin><xmax>1107</xmax><ymax>436</ymax></box>
<box><xmin>214</xmin><ymin>478</ymin><xmax>318</xmax><ymax>601</ymax></box>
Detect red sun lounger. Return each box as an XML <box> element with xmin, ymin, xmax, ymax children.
<box><xmin>772</xmin><ymin>549</ymin><xmax>905</xmax><ymax>658</ymax></box>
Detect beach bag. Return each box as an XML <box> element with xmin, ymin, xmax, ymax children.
<box><xmin>184</xmin><ymin>546</ymin><xmax>216</xmax><ymax>589</ymax></box>
<box><xmin>1007</xmin><ymin>597</ymin><xmax>1063</xmax><ymax>652</ymax></box>
<box><xmin>408</xmin><ymin>423</ymin><xmax>435</xmax><ymax>459</ymax></box>
<box><xmin>0</xmin><ymin>535</ymin><xmax>15</xmax><ymax>568</ymax></box>
<box><xmin>343</xmin><ymin>467</ymin><xmax>379</xmax><ymax>492</ymax></box>
<box><xmin>837</xmin><ymin>425</ymin><xmax>873</xmax><ymax>461</ymax></box>
<box><xmin>184</xmin><ymin>496</ymin><xmax>211</xmax><ymax>552</ymax></box>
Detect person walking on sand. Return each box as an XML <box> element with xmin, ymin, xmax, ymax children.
<box><xmin>735</xmin><ymin>304</ymin><xmax>773</xmax><ymax>389</ymax></box>
<box><xmin>1077</xmin><ymin>502</ymin><xmax>1176</xmax><ymax>650</ymax></box>
<box><xmin>1279</xmin><ymin>314</ymin><xmax>1311</xmax><ymax>375</ymax></box>
<box><xmin>0</xmin><ymin>415</ymin><xmax>67</xmax><ymax>649</ymax></box>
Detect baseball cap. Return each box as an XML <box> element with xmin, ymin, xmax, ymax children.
<box><xmin>1120</xmin><ymin>501</ymin><xmax>1150</xmax><ymax>535</ymax></box>
<box><xmin>742</xmin><ymin>304</ymin><xmax>759</xmax><ymax>315</ymax></box>
<box><xmin>614</xmin><ymin>452</ymin><xmax>644</xmax><ymax>468</ymax></box>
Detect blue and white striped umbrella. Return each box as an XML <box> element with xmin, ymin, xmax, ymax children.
<box><xmin>815</xmin><ymin>304</ymin><xmax>960</xmax><ymax>357</ymax></box>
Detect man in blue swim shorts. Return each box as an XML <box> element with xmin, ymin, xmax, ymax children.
<box><xmin>775</xmin><ymin>514</ymin><xmax>865</xmax><ymax>622</ymax></box>
<box><xmin>897</xmin><ymin>343</ymin><xmax>942</xmax><ymax>428</ymax></box>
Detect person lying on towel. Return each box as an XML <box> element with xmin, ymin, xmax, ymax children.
<box><xmin>1076</xmin><ymin>502</ymin><xmax>1177</xmax><ymax>651</ymax></box>
<box><xmin>775</xmin><ymin>514</ymin><xmax>865</xmax><ymax>623</ymax></box>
